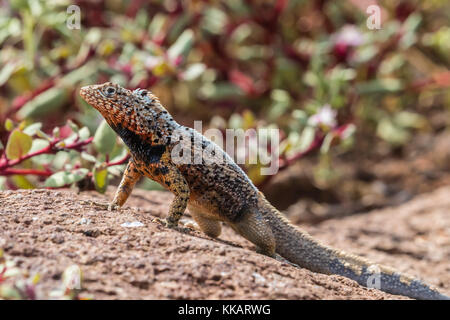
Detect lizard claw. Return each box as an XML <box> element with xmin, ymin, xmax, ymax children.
<box><xmin>81</xmin><ymin>200</ymin><xmax>122</xmax><ymax>212</ymax></box>
<box><xmin>152</xmin><ymin>217</ymin><xmax>193</xmax><ymax>233</ymax></box>
<box><xmin>107</xmin><ymin>203</ymin><xmax>120</xmax><ymax>211</ymax></box>
<box><xmin>152</xmin><ymin>217</ymin><xmax>170</xmax><ymax>227</ymax></box>
<box><xmin>83</xmin><ymin>200</ymin><xmax>109</xmax><ymax>210</ymax></box>
<box><xmin>180</xmin><ymin>220</ymin><xmax>199</xmax><ymax>231</ymax></box>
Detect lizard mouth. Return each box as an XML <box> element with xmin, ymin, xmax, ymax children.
<box><xmin>79</xmin><ymin>86</ymin><xmax>89</xmax><ymax>100</ymax></box>
<box><xmin>79</xmin><ymin>86</ymin><xmax>98</xmax><ymax>107</ymax></box>
<box><xmin>80</xmin><ymin>85</ymin><xmax>106</xmax><ymax>107</ymax></box>
<box><xmin>79</xmin><ymin>85</ymin><xmax>110</xmax><ymax>117</ymax></box>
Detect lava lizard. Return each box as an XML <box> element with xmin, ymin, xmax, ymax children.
<box><xmin>80</xmin><ymin>82</ymin><xmax>449</xmax><ymax>300</ymax></box>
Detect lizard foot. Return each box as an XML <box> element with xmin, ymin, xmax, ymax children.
<box><xmin>107</xmin><ymin>202</ymin><xmax>121</xmax><ymax>211</ymax></box>
<box><xmin>180</xmin><ymin>219</ymin><xmax>200</xmax><ymax>231</ymax></box>
<box><xmin>254</xmin><ymin>248</ymin><xmax>299</xmax><ymax>267</ymax></box>
<box><xmin>152</xmin><ymin>217</ymin><xmax>193</xmax><ymax>233</ymax></box>
<box><xmin>81</xmin><ymin>200</ymin><xmax>109</xmax><ymax>210</ymax></box>
<box><xmin>273</xmin><ymin>254</ymin><xmax>300</xmax><ymax>268</ymax></box>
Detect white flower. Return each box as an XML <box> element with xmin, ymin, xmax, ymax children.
<box><xmin>333</xmin><ymin>25</ymin><xmax>364</xmax><ymax>47</ymax></box>
<box><xmin>144</xmin><ymin>55</ymin><xmax>164</xmax><ymax>69</ymax></box>
<box><xmin>308</xmin><ymin>104</ymin><xmax>337</xmax><ymax>128</ymax></box>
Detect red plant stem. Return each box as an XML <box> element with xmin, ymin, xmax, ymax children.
<box><xmin>0</xmin><ymin>140</ymin><xmax>58</xmax><ymax>170</ymax></box>
<box><xmin>7</xmin><ymin>79</ymin><xmax>56</xmax><ymax>117</ymax></box>
<box><xmin>85</xmin><ymin>153</ymin><xmax>130</xmax><ymax>179</ymax></box>
<box><xmin>106</xmin><ymin>153</ymin><xmax>130</xmax><ymax>167</ymax></box>
<box><xmin>0</xmin><ymin>266</ymin><xmax>6</xmax><ymax>284</ymax></box>
<box><xmin>64</xmin><ymin>136</ymin><xmax>94</xmax><ymax>151</ymax></box>
<box><xmin>0</xmin><ymin>137</ymin><xmax>94</xmax><ymax>175</ymax></box>
<box><xmin>409</xmin><ymin>71</ymin><xmax>450</xmax><ymax>91</ymax></box>
<box><xmin>280</xmin><ymin>123</ymin><xmax>351</xmax><ymax>169</ymax></box>
<box><xmin>257</xmin><ymin>123</ymin><xmax>351</xmax><ymax>188</ymax></box>
<box><xmin>279</xmin><ymin>134</ymin><xmax>325</xmax><ymax>170</ymax></box>
<box><xmin>0</xmin><ymin>168</ymin><xmax>53</xmax><ymax>176</ymax></box>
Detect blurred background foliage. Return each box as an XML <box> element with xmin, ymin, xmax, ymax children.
<box><xmin>0</xmin><ymin>0</ymin><xmax>449</xmax><ymax>219</ymax></box>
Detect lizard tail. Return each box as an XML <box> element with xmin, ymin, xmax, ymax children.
<box><xmin>257</xmin><ymin>197</ymin><xmax>449</xmax><ymax>300</ymax></box>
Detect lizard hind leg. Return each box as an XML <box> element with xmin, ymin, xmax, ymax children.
<box><xmin>188</xmin><ymin>206</ymin><xmax>222</xmax><ymax>238</ymax></box>
<box><xmin>229</xmin><ymin>209</ymin><xmax>276</xmax><ymax>257</ymax></box>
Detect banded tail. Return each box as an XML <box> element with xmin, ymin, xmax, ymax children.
<box><xmin>258</xmin><ymin>197</ymin><xmax>449</xmax><ymax>300</ymax></box>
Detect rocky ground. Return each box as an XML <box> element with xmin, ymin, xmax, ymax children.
<box><xmin>0</xmin><ymin>186</ymin><xmax>449</xmax><ymax>300</ymax></box>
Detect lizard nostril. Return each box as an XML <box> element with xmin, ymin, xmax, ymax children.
<box><xmin>80</xmin><ymin>87</ymin><xmax>88</xmax><ymax>98</ymax></box>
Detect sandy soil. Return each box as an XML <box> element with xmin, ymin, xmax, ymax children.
<box><xmin>0</xmin><ymin>186</ymin><xmax>449</xmax><ymax>299</ymax></box>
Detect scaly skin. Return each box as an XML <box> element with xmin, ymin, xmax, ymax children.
<box><xmin>80</xmin><ymin>82</ymin><xmax>449</xmax><ymax>300</ymax></box>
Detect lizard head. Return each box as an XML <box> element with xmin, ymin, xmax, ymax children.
<box><xmin>80</xmin><ymin>82</ymin><xmax>165</xmax><ymax>136</ymax></box>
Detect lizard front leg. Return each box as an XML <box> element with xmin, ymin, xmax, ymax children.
<box><xmin>109</xmin><ymin>160</ymin><xmax>141</xmax><ymax>210</ymax></box>
<box><xmin>159</xmin><ymin>164</ymin><xmax>190</xmax><ymax>228</ymax></box>
<box><xmin>144</xmin><ymin>153</ymin><xmax>190</xmax><ymax>228</ymax></box>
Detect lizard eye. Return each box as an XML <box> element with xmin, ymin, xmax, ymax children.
<box><xmin>104</xmin><ymin>86</ymin><xmax>116</xmax><ymax>97</ymax></box>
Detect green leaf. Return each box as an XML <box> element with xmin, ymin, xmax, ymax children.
<box><xmin>167</xmin><ymin>29</ymin><xmax>194</xmax><ymax>62</ymax></box>
<box><xmin>0</xmin><ymin>63</ymin><xmax>17</xmax><ymax>86</ymax></box>
<box><xmin>181</xmin><ymin>63</ymin><xmax>206</xmax><ymax>81</ymax></box>
<box><xmin>403</xmin><ymin>13</ymin><xmax>422</xmax><ymax>32</ymax></box>
<box><xmin>199</xmin><ymin>83</ymin><xmax>243</xmax><ymax>100</ymax></box>
<box><xmin>0</xmin><ymin>176</ymin><xmax>6</xmax><ymax>190</ymax></box>
<box><xmin>67</xmin><ymin>119</ymin><xmax>79</xmax><ymax>133</ymax></box>
<box><xmin>201</xmin><ymin>8</ymin><xmax>228</xmax><ymax>35</ymax></box>
<box><xmin>394</xmin><ymin>111</ymin><xmax>426</xmax><ymax>129</ymax></box>
<box><xmin>93</xmin><ymin>120</ymin><xmax>116</xmax><ymax>155</ymax></box>
<box><xmin>228</xmin><ymin>113</ymin><xmax>243</xmax><ymax>129</ymax></box>
<box><xmin>60</xmin><ymin>61</ymin><xmax>99</xmax><ymax>85</ymax></box>
<box><xmin>268</xmin><ymin>89</ymin><xmax>291</xmax><ymax>121</ymax></box>
<box><xmin>44</xmin><ymin>168</ymin><xmax>89</xmax><ymax>188</ymax></box>
<box><xmin>230</xmin><ymin>24</ymin><xmax>252</xmax><ymax>43</ymax></box>
<box><xmin>148</xmin><ymin>13</ymin><xmax>167</xmax><ymax>38</ymax></box>
<box><xmin>11</xmin><ymin>174</ymin><xmax>34</xmax><ymax>189</ymax></box>
<box><xmin>17</xmin><ymin>87</ymin><xmax>69</xmax><ymax>119</ymax></box>
<box><xmin>356</xmin><ymin>79</ymin><xmax>404</xmax><ymax>94</ymax></box>
<box><xmin>5</xmin><ymin>129</ymin><xmax>32</xmax><ymax>159</ymax></box>
<box><xmin>72</xmin><ymin>168</ymin><xmax>89</xmax><ymax>182</ymax></box>
<box><xmin>51</xmin><ymin>151</ymin><xmax>69</xmax><ymax>170</ymax></box>
<box><xmin>320</xmin><ymin>132</ymin><xmax>334</xmax><ymax>154</ymax></box>
<box><xmin>109</xmin><ymin>145</ymin><xmax>128</xmax><ymax>163</ymax></box>
<box><xmin>31</xmin><ymin>273</ymin><xmax>41</xmax><ymax>285</ymax></box>
<box><xmin>107</xmin><ymin>165</ymin><xmax>125</xmax><ymax>177</ymax></box>
<box><xmin>81</xmin><ymin>152</ymin><xmax>97</xmax><ymax>163</ymax></box>
<box><xmin>45</xmin><ymin>172</ymin><xmax>71</xmax><ymax>187</ymax></box>
<box><xmin>29</xmin><ymin>138</ymin><xmax>51</xmax><ymax>165</ymax></box>
<box><xmin>0</xmin><ymin>285</ymin><xmax>22</xmax><ymax>299</ymax></box>
<box><xmin>151</xmin><ymin>60</ymin><xmax>172</xmax><ymax>77</ymax></box>
<box><xmin>52</xmin><ymin>127</ymin><xmax>60</xmax><ymax>138</ymax></box>
<box><xmin>22</xmin><ymin>9</ymin><xmax>35</xmax><ymax>69</ymax></box>
<box><xmin>36</xmin><ymin>129</ymin><xmax>51</xmax><ymax>140</ymax></box>
<box><xmin>167</xmin><ymin>13</ymin><xmax>190</xmax><ymax>43</ymax></box>
<box><xmin>377</xmin><ymin>118</ymin><xmax>410</xmax><ymax>145</ymax></box>
<box><xmin>93</xmin><ymin>166</ymin><xmax>108</xmax><ymax>193</ymax></box>
<box><xmin>4</xmin><ymin>118</ymin><xmax>14</xmax><ymax>131</ymax></box>
<box><xmin>298</xmin><ymin>126</ymin><xmax>316</xmax><ymax>152</ymax></box>
<box><xmin>0</xmin><ymin>18</ymin><xmax>21</xmax><ymax>47</ymax></box>
<box><xmin>23</xmin><ymin>122</ymin><xmax>42</xmax><ymax>135</ymax></box>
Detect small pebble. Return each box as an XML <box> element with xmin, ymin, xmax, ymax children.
<box><xmin>79</xmin><ymin>218</ymin><xmax>91</xmax><ymax>225</ymax></box>
<box><xmin>51</xmin><ymin>235</ymin><xmax>65</xmax><ymax>244</ymax></box>
<box><xmin>121</xmin><ymin>221</ymin><xmax>144</xmax><ymax>228</ymax></box>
